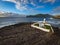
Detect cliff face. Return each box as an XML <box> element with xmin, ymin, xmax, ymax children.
<box><xmin>54</xmin><ymin>15</ymin><xmax>60</xmax><ymax>19</ymax></box>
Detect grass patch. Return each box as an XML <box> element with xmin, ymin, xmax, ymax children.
<box><xmin>34</xmin><ymin>24</ymin><xmax>39</xmax><ymax>27</ymax></box>
<box><xmin>44</xmin><ymin>25</ymin><xmax>51</xmax><ymax>30</ymax></box>
<box><xmin>34</xmin><ymin>23</ymin><xmax>51</xmax><ymax>30</ymax></box>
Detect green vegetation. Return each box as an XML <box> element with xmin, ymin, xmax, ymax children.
<box><xmin>34</xmin><ymin>23</ymin><xmax>39</xmax><ymax>27</ymax></box>
<box><xmin>27</xmin><ymin>14</ymin><xmax>60</xmax><ymax>19</ymax></box>
<box><xmin>34</xmin><ymin>23</ymin><xmax>51</xmax><ymax>30</ymax></box>
<box><xmin>27</xmin><ymin>14</ymin><xmax>53</xmax><ymax>18</ymax></box>
<box><xmin>44</xmin><ymin>25</ymin><xmax>51</xmax><ymax>30</ymax></box>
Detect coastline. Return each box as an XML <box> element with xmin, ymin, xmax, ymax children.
<box><xmin>0</xmin><ymin>22</ymin><xmax>60</xmax><ymax>45</ymax></box>
<box><xmin>0</xmin><ymin>22</ymin><xmax>32</xmax><ymax>29</ymax></box>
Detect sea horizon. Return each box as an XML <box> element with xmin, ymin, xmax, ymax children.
<box><xmin>0</xmin><ymin>17</ymin><xmax>60</xmax><ymax>28</ymax></box>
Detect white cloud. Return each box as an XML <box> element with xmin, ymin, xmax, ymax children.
<box><xmin>39</xmin><ymin>0</ymin><xmax>56</xmax><ymax>4</ymax></box>
<box><xmin>52</xmin><ymin>6</ymin><xmax>60</xmax><ymax>14</ymax></box>
<box><xmin>30</xmin><ymin>0</ymin><xmax>37</xmax><ymax>6</ymax></box>
<box><xmin>39</xmin><ymin>0</ymin><xmax>42</xmax><ymax>2</ymax></box>
<box><xmin>43</xmin><ymin>0</ymin><xmax>56</xmax><ymax>4</ymax></box>
<box><xmin>2</xmin><ymin>0</ymin><xmax>16</xmax><ymax>3</ymax></box>
<box><xmin>53</xmin><ymin>6</ymin><xmax>60</xmax><ymax>12</ymax></box>
<box><xmin>23</xmin><ymin>0</ymin><xmax>29</xmax><ymax>4</ymax></box>
<box><xmin>30</xmin><ymin>2</ymin><xmax>36</xmax><ymax>6</ymax></box>
<box><xmin>2</xmin><ymin>0</ymin><xmax>56</xmax><ymax>11</ymax></box>
<box><xmin>2</xmin><ymin>0</ymin><xmax>29</xmax><ymax>10</ymax></box>
<box><xmin>15</xmin><ymin>4</ymin><xmax>27</xmax><ymax>11</ymax></box>
<box><xmin>0</xmin><ymin>11</ymin><xmax>5</xmax><ymax>14</ymax></box>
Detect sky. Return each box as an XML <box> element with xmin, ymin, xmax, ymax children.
<box><xmin>0</xmin><ymin>0</ymin><xmax>60</xmax><ymax>15</ymax></box>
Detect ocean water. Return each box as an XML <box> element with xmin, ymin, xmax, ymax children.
<box><xmin>0</xmin><ymin>17</ymin><xmax>60</xmax><ymax>28</ymax></box>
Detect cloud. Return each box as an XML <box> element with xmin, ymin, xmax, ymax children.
<box><xmin>15</xmin><ymin>3</ymin><xmax>27</xmax><ymax>11</ymax></box>
<box><xmin>30</xmin><ymin>2</ymin><xmax>36</xmax><ymax>6</ymax></box>
<box><xmin>2</xmin><ymin>0</ymin><xmax>29</xmax><ymax>10</ymax></box>
<box><xmin>0</xmin><ymin>11</ymin><xmax>5</xmax><ymax>14</ymax></box>
<box><xmin>39</xmin><ymin>0</ymin><xmax>42</xmax><ymax>2</ymax></box>
<box><xmin>39</xmin><ymin>0</ymin><xmax>56</xmax><ymax>4</ymax></box>
<box><xmin>45</xmin><ymin>0</ymin><xmax>55</xmax><ymax>4</ymax></box>
<box><xmin>2</xmin><ymin>0</ymin><xmax>28</xmax><ymax>11</ymax></box>
<box><xmin>2</xmin><ymin>0</ymin><xmax>56</xmax><ymax>11</ymax></box>
<box><xmin>30</xmin><ymin>0</ymin><xmax>38</xmax><ymax>6</ymax></box>
<box><xmin>52</xmin><ymin>6</ymin><xmax>60</xmax><ymax>14</ymax></box>
<box><xmin>2</xmin><ymin>0</ymin><xmax>16</xmax><ymax>3</ymax></box>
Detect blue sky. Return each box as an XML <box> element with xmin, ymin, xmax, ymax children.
<box><xmin>0</xmin><ymin>0</ymin><xmax>60</xmax><ymax>15</ymax></box>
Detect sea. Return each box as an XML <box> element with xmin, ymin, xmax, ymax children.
<box><xmin>0</xmin><ymin>17</ymin><xmax>60</xmax><ymax>28</ymax></box>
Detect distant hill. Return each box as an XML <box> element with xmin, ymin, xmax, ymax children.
<box><xmin>0</xmin><ymin>12</ymin><xmax>26</xmax><ymax>17</ymax></box>
<box><xmin>26</xmin><ymin>14</ymin><xmax>53</xmax><ymax>18</ymax></box>
<box><xmin>53</xmin><ymin>15</ymin><xmax>60</xmax><ymax>19</ymax></box>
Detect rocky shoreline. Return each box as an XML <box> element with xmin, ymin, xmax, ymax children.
<box><xmin>0</xmin><ymin>22</ymin><xmax>60</xmax><ymax>45</ymax></box>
